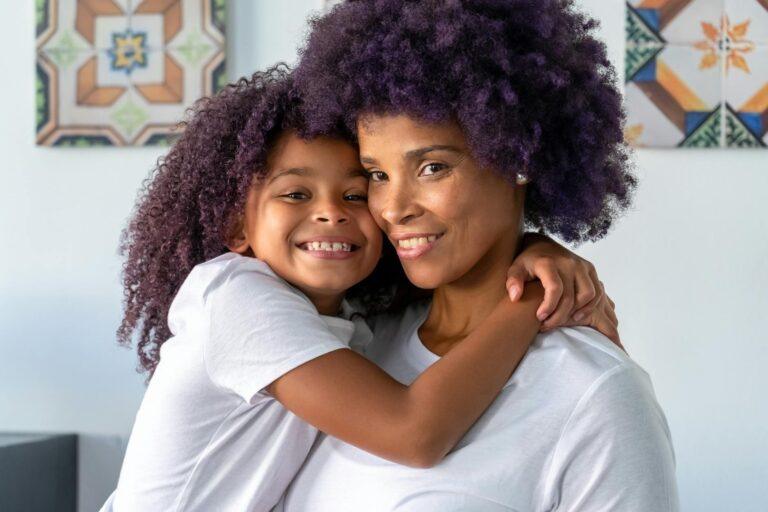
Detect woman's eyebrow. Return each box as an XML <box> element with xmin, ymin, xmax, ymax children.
<box><xmin>348</xmin><ymin>168</ymin><xmax>368</xmax><ymax>178</ymax></box>
<box><xmin>360</xmin><ymin>145</ymin><xmax>463</xmax><ymax>165</ymax></box>
<box><xmin>404</xmin><ymin>145</ymin><xmax>463</xmax><ymax>160</ymax></box>
<box><xmin>268</xmin><ymin>167</ymin><xmax>311</xmax><ymax>184</ymax></box>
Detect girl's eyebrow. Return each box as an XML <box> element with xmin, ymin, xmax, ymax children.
<box><xmin>268</xmin><ymin>167</ymin><xmax>310</xmax><ymax>184</ymax></box>
<box><xmin>269</xmin><ymin>167</ymin><xmax>367</xmax><ymax>183</ymax></box>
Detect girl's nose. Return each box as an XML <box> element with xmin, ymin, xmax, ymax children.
<box><xmin>313</xmin><ymin>202</ymin><xmax>349</xmax><ymax>224</ymax></box>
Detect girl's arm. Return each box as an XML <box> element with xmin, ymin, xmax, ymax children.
<box><xmin>268</xmin><ymin>283</ymin><xmax>544</xmax><ymax>468</ymax></box>
<box><xmin>506</xmin><ymin>233</ymin><xmax>620</xmax><ymax>344</ymax></box>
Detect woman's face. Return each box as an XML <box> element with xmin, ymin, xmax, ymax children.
<box><xmin>359</xmin><ymin>115</ymin><xmax>525</xmax><ymax>290</ymax></box>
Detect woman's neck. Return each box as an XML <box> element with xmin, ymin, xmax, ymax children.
<box><xmin>419</xmin><ymin>233</ymin><xmax>522</xmax><ymax>356</ymax></box>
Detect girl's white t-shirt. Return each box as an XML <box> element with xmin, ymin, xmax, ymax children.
<box><xmin>102</xmin><ymin>252</ymin><xmax>372</xmax><ymax>512</ymax></box>
<box><xmin>277</xmin><ymin>301</ymin><xmax>679</xmax><ymax>512</ymax></box>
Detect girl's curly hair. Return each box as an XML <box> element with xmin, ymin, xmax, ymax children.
<box><xmin>118</xmin><ymin>64</ymin><xmax>407</xmax><ymax>376</ymax></box>
<box><xmin>295</xmin><ymin>0</ymin><xmax>636</xmax><ymax>243</ymax></box>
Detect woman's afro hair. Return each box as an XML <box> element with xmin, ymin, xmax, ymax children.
<box><xmin>118</xmin><ymin>65</ymin><xmax>405</xmax><ymax>376</ymax></box>
<box><xmin>295</xmin><ymin>0</ymin><xmax>636</xmax><ymax>243</ymax></box>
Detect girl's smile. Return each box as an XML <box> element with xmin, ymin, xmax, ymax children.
<box><xmin>295</xmin><ymin>236</ymin><xmax>363</xmax><ymax>259</ymax></box>
<box><xmin>228</xmin><ymin>131</ymin><xmax>383</xmax><ymax>313</ymax></box>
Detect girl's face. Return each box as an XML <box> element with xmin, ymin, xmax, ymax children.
<box><xmin>359</xmin><ymin>114</ymin><xmax>525</xmax><ymax>290</ymax></box>
<box><xmin>232</xmin><ymin>131</ymin><xmax>382</xmax><ymax>304</ymax></box>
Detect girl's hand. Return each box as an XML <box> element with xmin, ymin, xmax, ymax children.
<box><xmin>561</xmin><ymin>289</ymin><xmax>624</xmax><ymax>351</ymax></box>
<box><xmin>506</xmin><ymin>233</ymin><xmax>620</xmax><ymax>345</ymax></box>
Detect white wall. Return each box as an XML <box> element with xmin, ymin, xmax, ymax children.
<box><xmin>0</xmin><ymin>2</ymin><xmax>321</xmax><ymax>510</ymax></box>
<box><xmin>0</xmin><ymin>1</ymin><xmax>765</xmax><ymax>511</ymax></box>
<box><xmin>575</xmin><ymin>2</ymin><xmax>768</xmax><ymax>511</ymax></box>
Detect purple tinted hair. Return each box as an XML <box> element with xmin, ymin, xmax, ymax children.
<box><xmin>118</xmin><ymin>65</ymin><xmax>402</xmax><ymax>375</ymax></box>
<box><xmin>295</xmin><ymin>0</ymin><xmax>636</xmax><ymax>242</ymax></box>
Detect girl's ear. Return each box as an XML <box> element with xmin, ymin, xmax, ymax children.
<box><xmin>226</xmin><ymin>215</ymin><xmax>251</xmax><ymax>255</ymax></box>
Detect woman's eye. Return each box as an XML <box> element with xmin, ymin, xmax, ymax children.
<box><xmin>344</xmin><ymin>193</ymin><xmax>368</xmax><ymax>202</ymax></box>
<box><xmin>366</xmin><ymin>170</ymin><xmax>388</xmax><ymax>182</ymax></box>
<box><xmin>419</xmin><ymin>163</ymin><xmax>448</xmax><ymax>176</ymax></box>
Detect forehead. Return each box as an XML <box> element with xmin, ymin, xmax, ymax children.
<box><xmin>357</xmin><ymin>115</ymin><xmax>466</xmax><ymax>149</ymax></box>
<box><xmin>266</xmin><ymin>131</ymin><xmax>363</xmax><ymax>181</ymax></box>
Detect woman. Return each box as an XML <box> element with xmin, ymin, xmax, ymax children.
<box><xmin>276</xmin><ymin>0</ymin><xmax>679</xmax><ymax>510</ymax></box>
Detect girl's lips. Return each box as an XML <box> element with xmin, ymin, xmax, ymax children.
<box><xmin>295</xmin><ymin>238</ymin><xmax>362</xmax><ymax>260</ymax></box>
<box><xmin>299</xmin><ymin>247</ymin><xmax>359</xmax><ymax>260</ymax></box>
<box><xmin>392</xmin><ymin>233</ymin><xmax>444</xmax><ymax>261</ymax></box>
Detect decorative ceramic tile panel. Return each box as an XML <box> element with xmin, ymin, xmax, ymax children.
<box><xmin>625</xmin><ymin>0</ymin><xmax>768</xmax><ymax>148</ymax></box>
<box><xmin>36</xmin><ymin>0</ymin><xmax>226</xmax><ymax>147</ymax></box>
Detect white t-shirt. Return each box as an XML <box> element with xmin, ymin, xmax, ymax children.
<box><xmin>278</xmin><ymin>300</ymin><xmax>679</xmax><ymax>512</ymax></box>
<box><xmin>102</xmin><ymin>252</ymin><xmax>372</xmax><ymax>512</ymax></box>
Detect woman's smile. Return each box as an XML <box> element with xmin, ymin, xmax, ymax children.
<box><xmin>390</xmin><ymin>232</ymin><xmax>445</xmax><ymax>260</ymax></box>
<box><xmin>360</xmin><ymin>114</ymin><xmax>523</xmax><ymax>289</ymax></box>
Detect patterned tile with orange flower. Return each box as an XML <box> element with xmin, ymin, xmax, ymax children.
<box><xmin>625</xmin><ymin>0</ymin><xmax>768</xmax><ymax>148</ymax></box>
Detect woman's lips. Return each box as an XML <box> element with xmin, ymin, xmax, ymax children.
<box><xmin>391</xmin><ymin>233</ymin><xmax>444</xmax><ymax>260</ymax></box>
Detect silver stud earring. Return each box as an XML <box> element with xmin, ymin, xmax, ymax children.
<box><xmin>516</xmin><ymin>173</ymin><xmax>530</xmax><ymax>186</ymax></box>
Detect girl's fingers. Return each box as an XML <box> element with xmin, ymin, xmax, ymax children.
<box><xmin>571</xmin><ymin>292</ymin><xmax>603</xmax><ymax>325</ymax></box>
<box><xmin>604</xmin><ymin>293</ymin><xmax>619</xmax><ymax>327</ymax></box>
<box><xmin>533</xmin><ymin>258</ymin><xmax>564</xmax><ymax>321</ymax></box>
<box><xmin>540</xmin><ymin>272</ymin><xmax>575</xmax><ymax>330</ymax></box>
<box><xmin>505</xmin><ymin>264</ymin><xmax>532</xmax><ymax>302</ymax></box>
<box><xmin>570</xmin><ymin>267</ymin><xmax>598</xmax><ymax>322</ymax></box>
<box><xmin>592</xmin><ymin>305</ymin><xmax>623</xmax><ymax>350</ymax></box>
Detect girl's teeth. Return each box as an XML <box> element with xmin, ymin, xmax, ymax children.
<box><xmin>303</xmin><ymin>242</ymin><xmax>353</xmax><ymax>252</ymax></box>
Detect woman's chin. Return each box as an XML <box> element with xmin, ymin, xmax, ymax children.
<box><xmin>402</xmin><ymin>267</ymin><xmax>449</xmax><ymax>290</ymax></box>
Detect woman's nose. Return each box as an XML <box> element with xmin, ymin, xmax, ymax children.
<box><xmin>378</xmin><ymin>183</ymin><xmax>420</xmax><ymax>226</ymax></box>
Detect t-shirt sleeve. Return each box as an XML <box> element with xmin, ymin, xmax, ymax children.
<box><xmin>542</xmin><ymin>364</ymin><xmax>680</xmax><ymax>512</ymax></box>
<box><xmin>203</xmin><ymin>263</ymin><xmax>349</xmax><ymax>403</ymax></box>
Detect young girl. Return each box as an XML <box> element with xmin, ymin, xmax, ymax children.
<box><xmin>103</xmin><ymin>66</ymin><xmax>617</xmax><ymax>511</ymax></box>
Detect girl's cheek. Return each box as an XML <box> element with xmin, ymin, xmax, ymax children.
<box><xmin>366</xmin><ymin>197</ymin><xmax>387</xmax><ymax>230</ymax></box>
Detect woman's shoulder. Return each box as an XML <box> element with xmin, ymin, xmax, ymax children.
<box><xmin>519</xmin><ymin>326</ymin><xmax>652</xmax><ymax>405</ymax></box>
<box><xmin>540</xmin><ymin>326</ymin><xmax>633</xmax><ymax>370</ymax></box>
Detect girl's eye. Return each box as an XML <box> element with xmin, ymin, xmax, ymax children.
<box><xmin>344</xmin><ymin>193</ymin><xmax>368</xmax><ymax>202</ymax></box>
<box><xmin>419</xmin><ymin>163</ymin><xmax>448</xmax><ymax>177</ymax></box>
<box><xmin>367</xmin><ymin>170</ymin><xmax>388</xmax><ymax>182</ymax></box>
<box><xmin>281</xmin><ymin>192</ymin><xmax>308</xmax><ymax>200</ymax></box>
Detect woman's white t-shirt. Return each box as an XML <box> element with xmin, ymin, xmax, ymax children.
<box><xmin>277</xmin><ymin>300</ymin><xmax>679</xmax><ymax>511</ymax></box>
<box><xmin>102</xmin><ymin>252</ymin><xmax>372</xmax><ymax>512</ymax></box>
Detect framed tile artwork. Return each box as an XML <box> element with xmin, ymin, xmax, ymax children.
<box><xmin>35</xmin><ymin>0</ymin><xmax>227</xmax><ymax>147</ymax></box>
<box><xmin>625</xmin><ymin>0</ymin><xmax>768</xmax><ymax>148</ymax></box>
